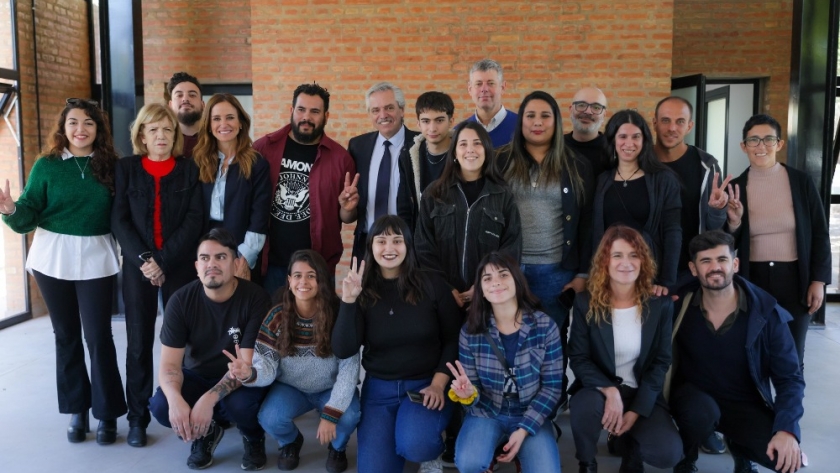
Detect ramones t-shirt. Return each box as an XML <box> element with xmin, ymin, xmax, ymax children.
<box><xmin>160</xmin><ymin>278</ymin><xmax>271</xmax><ymax>379</ymax></box>
<box><xmin>268</xmin><ymin>139</ymin><xmax>318</xmax><ymax>267</ymax></box>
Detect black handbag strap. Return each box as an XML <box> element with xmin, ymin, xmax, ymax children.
<box><xmin>483</xmin><ymin>331</ymin><xmax>514</xmax><ymax>376</ymax></box>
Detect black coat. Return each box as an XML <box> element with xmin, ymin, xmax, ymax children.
<box><xmin>728</xmin><ymin>163</ymin><xmax>832</xmax><ymax>301</ymax></box>
<box><xmin>347</xmin><ymin>126</ymin><xmax>420</xmax><ymax>258</ymax></box>
<box><xmin>569</xmin><ymin>292</ymin><xmax>674</xmax><ymax>418</ymax></box>
<box><xmin>111</xmin><ymin>155</ymin><xmax>204</xmax><ymax>273</ymax></box>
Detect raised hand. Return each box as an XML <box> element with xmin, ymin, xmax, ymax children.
<box><xmin>0</xmin><ymin>179</ymin><xmax>15</xmax><ymax>215</ymax></box>
<box><xmin>223</xmin><ymin>344</ymin><xmax>253</xmax><ymax>382</ymax></box>
<box><xmin>338</xmin><ymin>172</ymin><xmax>360</xmax><ymax>211</ymax></box>
<box><xmin>726</xmin><ymin>183</ymin><xmax>743</xmax><ymax>228</ymax></box>
<box><xmin>708</xmin><ymin>172</ymin><xmax>733</xmax><ymax>210</ymax></box>
<box><xmin>446</xmin><ymin>360</ymin><xmax>475</xmax><ymax>400</ymax></box>
<box><xmin>341</xmin><ymin>257</ymin><xmax>365</xmax><ymax>303</ymax></box>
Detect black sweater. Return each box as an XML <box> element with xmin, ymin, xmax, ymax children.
<box><xmin>332</xmin><ymin>274</ymin><xmax>462</xmax><ymax>380</ymax></box>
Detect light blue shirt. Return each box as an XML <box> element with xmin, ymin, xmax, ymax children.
<box><xmin>365</xmin><ymin>126</ymin><xmax>405</xmax><ymax>231</ymax></box>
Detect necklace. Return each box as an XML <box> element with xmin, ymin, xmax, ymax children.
<box><xmin>73</xmin><ymin>156</ymin><xmax>91</xmax><ymax>179</ymax></box>
<box><xmin>530</xmin><ymin>167</ymin><xmax>543</xmax><ymax>188</ymax></box>
<box><xmin>616</xmin><ymin>167</ymin><xmax>640</xmax><ymax>187</ymax></box>
<box><xmin>426</xmin><ymin>150</ymin><xmax>446</xmax><ymax>165</ymax></box>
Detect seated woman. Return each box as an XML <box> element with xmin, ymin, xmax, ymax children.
<box><xmin>228</xmin><ymin>250</ymin><xmax>360</xmax><ymax>473</ymax></box>
<box><xmin>333</xmin><ymin>215</ymin><xmax>461</xmax><ymax>472</ymax></box>
<box><xmin>569</xmin><ymin>225</ymin><xmax>682</xmax><ymax>473</ymax></box>
<box><xmin>111</xmin><ymin>103</ymin><xmax>203</xmax><ymax>447</ymax></box>
<box><xmin>447</xmin><ymin>252</ymin><xmax>563</xmax><ymax>473</ymax></box>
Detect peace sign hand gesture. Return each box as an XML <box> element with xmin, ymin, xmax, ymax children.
<box><xmin>223</xmin><ymin>344</ymin><xmax>253</xmax><ymax>383</ymax></box>
<box><xmin>708</xmin><ymin>172</ymin><xmax>733</xmax><ymax>210</ymax></box>
<box><xmin>0</xmin><ymin>179</ymin><xmax>16</xmax><ymax>215</ymax></box>
<box><xmin>342</xmin><ymin>257</ymin><xmax>365</xmax><ymax>303</ymax></box>
<box><xmin>446</xmin><ymin>360</ymin><xmax>476</xmax><ymax>400</ymax></box>
<box><xmin>338</xmin><ymin>172</ymin><xmax>360</xmax><ymax>211</ymax></box>
<box><xmin>726</xmin><ymin>182</ymin><xmax>744</xmax><ymax>229</ymax></box>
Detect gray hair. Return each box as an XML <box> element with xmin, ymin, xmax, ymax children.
<box><xmin>469</xmin><ymin>59</ymin><xmax>504</xmax><ymax>82</ymax></box>
<box><xmin>365</xmin><ymin>82</ymin><xmax>406</xmax><ymax>111</ymax></box>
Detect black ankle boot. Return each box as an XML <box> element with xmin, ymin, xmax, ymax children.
<box><xmin>578</xmin><ymin>460</ymin><xmax>597</xmax><ymax>473</ymax></box>
<box><xmin>96</xmin><ymin>419</ymin><xmax>117</xmax><ymax>445</ymax></box>
<box><xmin>619</xmin><ymin>438</ymin><xmax>644</xmax><ymax>473</ymax></box>
<box><xmin>67</xmin><ymin>410</ymin><xmax>90</xmax><ymax>443</ymax></box>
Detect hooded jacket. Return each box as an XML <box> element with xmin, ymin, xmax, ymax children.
<box><xmin>397</xmin><ymin>131</ymin><xmax>453</xmax><ymax>233</ymax></box>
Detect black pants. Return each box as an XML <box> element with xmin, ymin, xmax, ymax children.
<box><xmin>32</xmin><ymin>270</ymin><xmax>126</xmax><ymax>420</ymax></box>
<box><xmin>569</xmin><ymin>386</ymin><xmax>682</xmax><ymax>468</ymax></box>
<box><xmin>749</xmin><ymin>261</ymin><xmax>809</xmax><ymax>371</ymax></box>
<box><xmin>670</xmin><ymin>382</ymin><xmax>782</xmax><ymax>471</ymax></box>
<box><xmin>122</xmin><ymin>262</ymin><xmax>195</xmax><ymax>427</ymax></box>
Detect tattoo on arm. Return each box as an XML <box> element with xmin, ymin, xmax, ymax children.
<box><xmin>163</xmin><ymin>368</ymin><xmax>183</xmax><ymax>388</ymax></box>
<box><xmin>208</xmin><ymin>375</ymin><xmax>241</xmax><ymax>400</ymax></box>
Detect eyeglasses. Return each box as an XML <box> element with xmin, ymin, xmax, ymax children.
<box><xmin>572</xmin><ymin>101</ymin><xmax>606</xmax><ymax>115</ymax></box>
<box><xmin>66</xmin><ymin>98</ymin><xmax>99</xmax><ymax>107</ymax></box>
<box><xmin>743</xmin><ymin>136</ymin><xmax>780</xmax><ymax>148</ymax></box>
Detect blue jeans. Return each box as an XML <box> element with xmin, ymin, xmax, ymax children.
<box><xmin>263</xmin><ymin>263</ymin><xmax>288</xmax><ymax>302</ymax></box>
<box><xmin>455</xmin><ymin>413</ymin><xmax>561</xmax><ymax>473</ymax></box>
<box><xmin>258</xmin><ymin>382</ymin><xmax>361</xmax><ymax>451</ymax></box>
<box><xmin>358</xmin><ymin>376</ymin><xmax>454</xmax><ymax>472</ymax></box>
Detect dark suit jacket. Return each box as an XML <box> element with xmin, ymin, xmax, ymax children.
<box><xmin>201</xmin><ymin>153</ymin><xmax>271</xmax><ymax>246</ymax></box>
<box><xmin>568</xmin><ymin>292</ymin><xmax>674</xmax><ymax>418</ymax></box>
<box><xmin>347</xmin><ymin>125</ymin><xmax>420</xmax><ymax>259</ymax></box>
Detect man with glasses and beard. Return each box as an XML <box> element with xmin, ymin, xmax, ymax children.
<box><xmin>669</xmin><ymin>230</ymin><xmax>805</xmax><ymax>473</ymax></box>
<box><xmin>253</xmin><ymin>83</ymin><xmax>356</xmax><ymax>296</ymax></box>
<box><xmin>167</xmin><ymin>72</ymin><xmax>205</xmax><ymax>157</ymax></box>
<box><xmin>564</xmin><ymin>86</ymin><xmax>609</xmax><ymax>178</ymax></box>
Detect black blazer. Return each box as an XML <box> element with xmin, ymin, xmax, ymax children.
<box><xmin>728</xmin><ymin>163</ymin><xmax>832</xmax><ymax>301</ymax></box>
<box><xmin>569</xmin><ymin>292</ymin><xmax>674</xmax><ymax>418</ymax></box>
<box><xmin>347</xmin><ymin>126</ymin><xmax>420</xmax><ymax>258</ymax></box>
<box><xmin>111</xmin><ymin>155</ymin><xmax>204</xmax><ymax>273</ymax></box>
<box><xmin>200</xmin><ymin>153</ymin><xmax>271</xmax><ymax>246</ymax></box>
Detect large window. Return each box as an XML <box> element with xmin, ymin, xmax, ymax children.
<box><xmin>0</xmin><ymin>0</ymin><xmax>29</xmax><ymax>328</ymax></box>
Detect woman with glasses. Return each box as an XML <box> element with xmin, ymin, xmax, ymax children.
<box><xmin>725</xmin><ymin>114</ymin><xmax>830</xmax><ymax>373</ymax></box>
<box><xmin>495</xmin><ymin>90</ymin><xmax>594</xmax><ymax>407</ymax></box>
<box><xmin>0</xmin><ymin>98</ymin><xmax>127</xmax><ymax>444</ymax></box>
<box><xmin>593</xmin><ymin>109</ymin><xmax>682</xmax><ymax>294</ymax></box>
<box><xmin>193</xmin><ymin>93</ymin><xmax>271</xmax><ymax>281</ymax></box>
<box><xmin>111</xmin><ymin>103</ymin><xmax>204</xmax><ymax>447</ymax></box>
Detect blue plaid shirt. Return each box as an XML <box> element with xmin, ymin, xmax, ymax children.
<box><xmin>459</xmin><ymin>310</ymin><xmax>563</xmax><ymax>436</ymax></box>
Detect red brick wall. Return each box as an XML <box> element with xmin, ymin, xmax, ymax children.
<box><xmin>672</xmin><ymin>0</ymin><xmax>793</xmax><ymax>161</ymax></box>
<box><xmin>140</xmin><ymin>0</ymin><xmax>252</xmax><ymax>101</ymax></box>
<box><xmin>8</xmin><ymin>0</ymin><xmax>92</xmax><ymax>317</ymax></box>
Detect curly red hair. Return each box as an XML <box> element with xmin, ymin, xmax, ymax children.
<box><xmin>586</xmin><ymin>225</ymin><xmax>657</xmax><ymax>325</ymax></box>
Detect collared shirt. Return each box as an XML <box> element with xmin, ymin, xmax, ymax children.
<box><xmin>693</xmin><ymin>285</ymin><xmax>749</xmax><ymax>336</ymax></box>
<box><xmin>25</xmin><ymin>148</ymin><xmax>120</xmax><ymax>280</ymax></box>
<box><xmin>473</xmin><ymin>107</ymin><xmax>508</xmax><ymax>133</ymax></box>
<box><xmin>365</xmin><ymin>127</ymin><xmax>405</xmax><ymax>231</ymax></box>
<box><xmin>209</xmin><ymin>151</ymin><xmax>266</xmax><ymax>269</ymax></box>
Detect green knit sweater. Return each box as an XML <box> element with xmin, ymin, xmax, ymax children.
<box><xmin>2</xmin><ymin>155</ymin><xmax>112</xmax><ymax>236</ymax></box>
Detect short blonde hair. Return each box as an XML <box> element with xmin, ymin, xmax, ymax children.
<box><xmin>130</xmin><ymin>103</ymin><xmax>183</xmax><ymax>157</ymax></box>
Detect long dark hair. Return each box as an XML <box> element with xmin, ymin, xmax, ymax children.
<box><xmin>465</xmin><ymin>252</ymin><xmax>541</xmax><ymax>334</ymax></box>
<box><xmin>46</xmin><ymin>99</ymin><xmax>119</xmax><ymax>194</ymax></box>
<box><xmin>498</xmin><ymin>90</ymin><xmax>585</xmax><ymax>199</ymax></box>
<box><xmin>359</xmin><ymin>215</ymin><xmax>427</xmax><ymax>307</ymax></box>
<box><xmin>425</xmin><ymin>121</ymin><xmax>503</xmax><ymax>201</ymax></box>
<box><xmin>193</xmin><ymin>93</ymin><xmax>259</xmax><ymax>183</ymax></box>
<box><xmin>604</xmin><ymin>109</ymin><xmax>668</xmax><ymax>175</ymax></box>
<box><xmin>271</xmin><ymin>250</ymin><xmax>338</xmax><ymax>358</ymax></box>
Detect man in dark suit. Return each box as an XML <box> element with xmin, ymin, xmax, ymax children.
<box><xmin>346</xmin><ymin>82</ymin><xmax>420</xmax><ymax>260</ymax></box>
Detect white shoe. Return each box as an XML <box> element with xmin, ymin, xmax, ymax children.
<box><xmin>419</xmin><ymin>459</ymin><xmax>443</xmax><ymax>473</ymax></box>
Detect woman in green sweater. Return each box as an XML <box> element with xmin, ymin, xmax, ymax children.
<box><xmin>0</xmin><ymin>99</ymin><xmax>126</xmax><ymax>445</ymax></box>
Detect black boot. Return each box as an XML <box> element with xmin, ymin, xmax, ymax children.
<box><xmin>96</xmin><ymin>419</ymin><xmax>117</xmax><ymax>445</ymax></box>
<box><xmin>67</xmin><ymin>410</ymin><xmax>90</xmax><ymax>443</ymax></box>
<box><xmin>619</xmin><ymin>438</ymin><xmax>644</xmax><ymax>473</ymax></box>
<box><xmin>578</xmin><ymin>460</ymin><xmax>597</xmax><ymax>473</ymax></box>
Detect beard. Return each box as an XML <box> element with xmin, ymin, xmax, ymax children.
<box><xmin>178</xmin><ymin>109</ymin><xmax>203</xmax><ymax>127</ymax></box>
<box><xmin>291</xmin><ymin>116</ymin><xmax>325</xmax><ymax>144</ymax></box>
<box><xmin>571</xmin><ymin>114</ymin><xmax>603</xmax><ymax>135</ymax></box>
<box><xmin>698</xmin><ymin>270</ymin><xmax>734</xmax><ymax>291</ymax></box>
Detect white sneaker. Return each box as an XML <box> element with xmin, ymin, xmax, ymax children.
<box><xmin>418</xmin><ymin>459</ymin><xmax>443</xmax><ymax>473</ymax></box>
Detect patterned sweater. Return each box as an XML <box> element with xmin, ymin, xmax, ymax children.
<box><xmin>247</xmin><ymin>306</ymin><xmax>360</xmax><ymax>423</ymax></box>
<box><xmin>459</xmin><ymin>309</ymin><xmax>563</xmax><ymax>436</ymax></box>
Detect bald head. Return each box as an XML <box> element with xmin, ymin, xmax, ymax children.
<box><xmin>570</xmin><ymin>87</ymin><xmax>608</xmax><ymax>140</ymax></box>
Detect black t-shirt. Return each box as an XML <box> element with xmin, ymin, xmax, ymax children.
<box><xmin>564</xmin><ymin>132</ymin><xmax>609</xmax><ymax>179</ymax></box>
<box><xmin>603</xmin><ymin>176</ymin><xmax>649</xmax><ymax>233</ymax></box>
<box><xmin>460</xmin><ymin>177</ymin><xmax>485</xmax><ymax>207</ymax></box>
<box><xmin>269</xmin><ymin>139</ymin><xmax>318</xmax><ymax>267</ymax></box>
<box><xmin>421</xmin><ymin>143</ymin><xmax>448</xmax><ymax>192</ymax></box>
<box><xmin>160</xmin><ymin>279</ymin><xmax>271</xmax><ymax>379</ymax></box>
<box><xmin>664</xmin><ymin>147</ymin><xmax>703</xmax><ymax>272</ymax></box>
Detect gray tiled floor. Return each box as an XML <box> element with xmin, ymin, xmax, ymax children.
<box><xmin>1</xmin><ymin>307</ymin><xmax>839</xmax><ymax>472</ymax></box>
